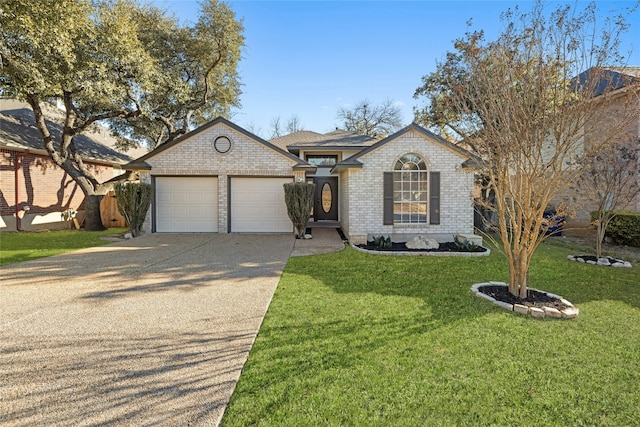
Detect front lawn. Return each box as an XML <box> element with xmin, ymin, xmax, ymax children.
<box><xmin>0</xmin><ymin>228</ymin><xmax>128</xmax><ymax>266</ymax></box>
<box><xmin>222</xmin><ymin>242</ymin><xmax>640</xmax><ymax>426</ymax></box>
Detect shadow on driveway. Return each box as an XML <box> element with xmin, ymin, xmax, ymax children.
<box><xmin>0</xmin><ymin>233</ymin><xmax>294</xmax><ymax>426</ymax></box>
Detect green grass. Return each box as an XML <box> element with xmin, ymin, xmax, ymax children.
<box><xmin>0</xmin><ymin>228</ymin><xmax>128</xmax><ymax>266</ymax></box>
<box><xmin>223</xmin><ymin>242</ymin><xmax>640</xmax><ymax>426</ymax></box>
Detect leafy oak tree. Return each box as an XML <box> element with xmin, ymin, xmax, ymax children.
<box><xmin>0</xmin><ymin>0</ymin><xmax>243</xmax><ymax>230</ymax></box>
<box><xmin>414</xmin><ymin>1</ymin><xmax>639</xmax><ymax>298</ymax></box>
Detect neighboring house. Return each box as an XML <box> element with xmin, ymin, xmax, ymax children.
<box><xmin>561</xmin><ymin>67</ymin><xmax>640</xmax><ymax>223</ymax></box>
<box><xmin>0</xmin><ymin>99</ymin><xmax>144</xmax><ymax>231</ymax></box>
<box><xmin>125</xmin><ymin>117</ymin><xmax>479</xmax><ymax>244</ymax></box>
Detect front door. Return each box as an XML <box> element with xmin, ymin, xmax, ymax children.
<box><xmin>314</xmin><ymin>177</ymin><xmax>338</xmax><ymax>221</ymax></box>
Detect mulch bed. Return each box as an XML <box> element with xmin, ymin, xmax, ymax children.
<box><xmin>355</xmin><ymin>242</ymin><xmax>487</xmax><ymax>253</ymax></box>
<box><xmin>478</xmin><ymin>285</ymin><xmax>571</xmax><ymax>310</ymax></box>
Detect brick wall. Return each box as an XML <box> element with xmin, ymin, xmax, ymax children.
<box><xmin>343</xmin><ymin>131</ymin><xmax>475</xmax><ymax>244</ymax></box>
<box><xmin>1</xmin><ymin>149</ymin><xmax>117</xmax><ymax>231</ymax></box>
<box><xmin>338</xmin><ymin>169</ymin><xmax>350</xmax><ymax>237</ymax></box>
<box><xmin>141</xmin><ymin>122</ymin><xmax>300</xmax><ymax>233</ymax></box>
<box><xmin>555</xmin><ymin>95</ymin><xmax>640</xmax><ymax>223</ymax></box>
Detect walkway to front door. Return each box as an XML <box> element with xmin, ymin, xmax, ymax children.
<box><xmin>313</xmin><ymin>176</ymin><xmax>338</xmax><ymax>221</ymax></box>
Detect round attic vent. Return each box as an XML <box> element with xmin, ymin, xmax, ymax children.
<box><xmin>214</xmin><ymin>135</ymin><xmax>231</xmax><ymax>153</ymax></box>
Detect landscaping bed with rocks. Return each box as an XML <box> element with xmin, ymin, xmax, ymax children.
<box><xmin>471</xmin><ymin>282</ymin><xmax>579</xmax><ymax>319</ymax></box>
<box><xmin>567</xmin><ymin>254</ymin><xmax>632</xmax><ymax>268</ymax></box>
<box><xmin>353</xmin><ymin>235</ymin><xmax>489</xmax><ymax>256</ymax></box>
<box><xmin>355</xmin><ymin>241</ymin><xmax>487</xmax><ymax>253</ymax></box>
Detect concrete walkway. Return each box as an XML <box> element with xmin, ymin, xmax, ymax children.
<box><xmin>0</xmin><ymin>234</ymin><xmax>296</xmax><ymax>426</ymax></box>
<box><xmin>291</xmin><ymin>227</ymin><xmax>346</xmax><ymax>257</ymax></box>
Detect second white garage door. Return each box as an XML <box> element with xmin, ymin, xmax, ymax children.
<box><xmin>231</xmin><ymin>177</ymin><xmax>293</xmax><ymax>232</ymax></box>
<box><xmin>156</xmin><ymin>177</ymin><xmax>218</xmax><ymax>232</ymax></box>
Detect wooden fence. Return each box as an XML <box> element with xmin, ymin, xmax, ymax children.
<box><xmin>100</xmin><ymin>190</ymin><xmax>127</xmax><ymax>228</ymax></box>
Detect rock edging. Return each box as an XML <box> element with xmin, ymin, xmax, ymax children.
<box><xmin>471</xmin><ymin>282</ymin><xmax>579</xmax><ymax>319</ymax></box>
<box><xmin>352</xmin><ymin>244</ymin><xmax>491</xmax><ymax>257</ymax></box>
<box><xmin>567</xmin><ymin>255</ymin><xmax>631</xmax><ymax>268</ymax></box>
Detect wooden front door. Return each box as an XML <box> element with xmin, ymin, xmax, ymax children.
<box><xmin>314</xmin><ymin>177</ymin><xmax>338</xmax><ymax>221</ymax></box>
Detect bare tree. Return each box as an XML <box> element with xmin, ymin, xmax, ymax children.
<box><xmin>286</xmin><ymin>115</ymin><xmax>304</xmax><ymax>134</ymax></box>
<box><xmin>414</xmin><ymin>1</ymin><xmax>639</xmax><ymax>298</ymax></box>
<box><xmin>269</xmin><ymin>114</ymin><xmax>303</xmax><ymax>138</ymax></box>
<box><xmin>243</xmin><ymin>121</ymin><xmax>264</xmax><ymax>138</ymax></box>
<box><xmin>337</xmin><ymin>98</ymin><xmax>403</xmax><ymax>137</ymax></box>
<box><xmin>270</xmin><ymin>116</ymin><xmax>283</xmax><ymax>138</ymax></box>
<box><xmin>576</xmin><ymin>138</ymin><xmax>640</xmax><ymax>258</ymax></box>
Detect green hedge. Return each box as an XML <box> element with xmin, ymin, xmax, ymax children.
<box><xmin>591</xmin><ymin>211</ymin><xmax>640</xmax><ymax>247</ymax></box>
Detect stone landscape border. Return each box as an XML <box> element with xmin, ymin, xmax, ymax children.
<box><xmin>352</xmin><ymin>245</ymin><xmax>491</xmax><ymax>257</ymax></box>
<box><xmin>567</xmin><ymin>255</ymin><xmax>632</xmax><ymax>268</ymax></box>
<box><xmin>471</xmin><ymin>282</ymin><xmax>579</xmax><ymax>319</ymax></box>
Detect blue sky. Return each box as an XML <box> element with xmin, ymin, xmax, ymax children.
<box><xmin>155</xmin><ymin>1</ymin><xmax>640</xmax><ymax>138</ymax></box>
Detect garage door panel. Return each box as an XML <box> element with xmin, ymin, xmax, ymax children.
<box><xmin>156</xmin><ymin>177</ymin><xmax>218</xmax><ymax>232</ymax></box>
<box><xmin>231</xmin><ymin>178</ymin><xmax>292</xmax><ymax>233</ymax></box>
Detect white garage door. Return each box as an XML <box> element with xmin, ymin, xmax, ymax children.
<box><xmin>231</xmin><ymin>178</ymin><xmax>293</xmax><ymax>232</ymax></box>
<box><xmin>156</xmin><ymin>177</ymin><xmax>218</xmax><ymax>232</ymax></box>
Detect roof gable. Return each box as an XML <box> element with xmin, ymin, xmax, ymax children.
<box><xmin>345</xmin><ymin>123</ymin><xmax>478</xmax><ymax>164</ymax></box>
<box><xmin>126</xmin><ymin>116</ymin><xmax>312</xmax><ymax>170</ymax></box>
<box><xmin>573</xmin><ymin>66</ymin><xmax>640</xmax><ymax>96</ymax></box>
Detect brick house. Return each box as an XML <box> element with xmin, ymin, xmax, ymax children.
<box><xmin>556</xmin><ymin>67</ymin><xmax>640</xmax><ymax>224</ymax></box>
<box><xmin>126</xmin><ymin>117</ymin><xmax>479</xmax><ymax>244</ymax></box>
<box><xmin>0</xmin><ymin>99</ymin><xmax>142</xmax><ymax>231</ymax></box>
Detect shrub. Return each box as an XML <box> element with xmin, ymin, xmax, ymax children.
<box><xmin>453</xmin><ymin>235</ymin><xmax>480</xmax><ymax>251</ymax></box>
<box><xmin>370</xmin><ymin>235</ymin><xmax>392</xmax><ymax>250</ymax></box>
<box><xmin>591</xmin><ymin>210</ymin><xmax>640</xmax><ymax>247</ymax></box>
<box><xmin>283</xmin><ymin>182</ymin><xmax>315</xmax><ymax>238</ymax></box>
<box><xmin>114</xmin><ymin>182</ymin><xmax>152</xmax><ymax>237</ymax></box>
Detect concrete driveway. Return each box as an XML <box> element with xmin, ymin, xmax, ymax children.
<box><xmin>0</xmin><ymin>233</ymin><xmax>295</xmax><ymax>426</ymax></box>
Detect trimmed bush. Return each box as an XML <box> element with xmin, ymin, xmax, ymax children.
<box><xmin>284</xmin><ymin>182</ymin><xmax>315</xmax><ymax>238</ymax></box>
<box><xmin>591</xmin><ymin>210</ymin><xmax>640</xmax><ymax>247</ymax></box>
<box><xmin>114</xmin><ymin>182</ymin><xmax>152</xmax><ymax>237</ymax></box>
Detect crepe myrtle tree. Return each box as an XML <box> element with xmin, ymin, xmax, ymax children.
<box><xmin>413</xmin><ymin>1</ymin><xmax>639</xmax><ymax>298</ymax></box>
<box><xmin>575</xmin><ymin>138</ymin><xmax>640</xmax><ymax>259</ymax></box>
<box><xmin>284</xmin><ymin>182</ymin><xmax>315</xmax><ymax>239</ymax></box>
<box><xmin>0</xmin><ymin>0</ymin><xmax>243</xmax><ymax>230</ymax></box>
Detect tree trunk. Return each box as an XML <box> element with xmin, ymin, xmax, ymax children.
<box><xmin>84</xmin><ymin>194</ymin><xmax>106</xmax><ymax>231</ymax></box>
<box><xmin>507</xmin><ymin>248</ymin><xmax>531</xmax><ymax>298</ymax></box>
<box><xmin>596</xmin><ymin>222</ymin><xmax>604</xmax><ymax>259</ymax></box>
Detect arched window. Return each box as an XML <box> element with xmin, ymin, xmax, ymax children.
<box><xmin>392</xmin><ymin>154</ymin><xmax>428</xmax><ymax>223</ymax></box>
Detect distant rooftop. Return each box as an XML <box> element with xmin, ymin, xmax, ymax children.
<box><xmin>573</xmin><ymin>66</ymin><xmax>640</xmax><ymax>97</ymax></box>
<box><xmin>271</xmin><ymin>129</ymin><xmax>379</xmax><ymax>154</ymax></box>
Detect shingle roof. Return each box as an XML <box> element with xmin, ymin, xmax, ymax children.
<box><xmin>0</xmin><ymin>99</ymin><xmax>144</xmax><ymax>165</ymax></box>
<box><xmin>573</xmin><ymin>66</ymin><xmax>640</xmax><ymax>96</ymax></box>
<box><xmin>270</xmin><ymin>129</ymin><xmax>379</xmax><ymax>152</ymax></box>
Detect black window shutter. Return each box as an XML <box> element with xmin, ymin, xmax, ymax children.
<box><xmin>383</xmin><ymin>172</ymin><xmax>394</xmax><ymax>225</ymax></box>
<box><xmin>430</xmin><ymin>171</ymin><xmax>440</xmax><ymax>224</ymax></box>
